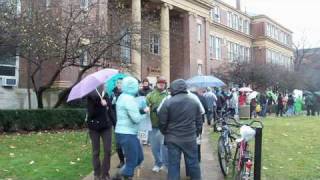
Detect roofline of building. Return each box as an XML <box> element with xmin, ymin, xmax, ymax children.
<box><xmin>253</xmin><ymin>36</ymin><xmax>294</xmax><ymax>51</ymax></box>
<box><xmin>252</xmin><ymin>15</ymin><xmax>293</xmax><ymax>33</ymax></box>
<box><xmin>214</xmin><ymin>0</ymin><xmax>251</xmax><ymax>18</ymax></box>
<box><xmin>210</xmin><ymin>21</ymin><xmax>254</xmax><ymax>40</ymax></box>
<box><xmin>186</xmin><ymin>0</ymin><xmax>212</xmax><ymax>9</ymax></box>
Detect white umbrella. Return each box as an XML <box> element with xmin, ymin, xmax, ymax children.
<box><xmin>239</xmin><ymin>87</ymin><xmax>253</xmax><ymax>92</ymax></box>
<box><xmin>248</xmin><ymin>91</ymin><xmax>259</xmax><ymax>100</ymax></box>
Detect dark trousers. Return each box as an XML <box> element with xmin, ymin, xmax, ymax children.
<box><xmin>276</xmin><ymin>105</ymin><xmax>284</xmax><ymax>117</ymax></box>
<box><xmin>206</xmin><ymin>111</ymin><xmax>213</xmax><ymax>125</ymax></box>
<box><xmin>167</xmin><ymin>141</ymin><xmax>201</xmax><ymax>180</ymax></box>
<box><xmin>116</xmin><ymin>133</ymin><xmax>144</xmax><ymax>177</ymax></box>
<box><xmin>89</xmin><ymin>128</ymin><xmax>112</xmax><ymax>178</ymax></box>
<box><xmin>307</xmin><ymin>105</ymin><xmax>315</xmax><ymax>116</ymax></box>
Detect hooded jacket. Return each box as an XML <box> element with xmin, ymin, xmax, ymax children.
<box><xmin>115</xmin><ymin>77</ymin><xmax>144</xmax><ymax>135</ymax></box>
<box><xmin>158</xmin><ymin>79</ymin><xmax>202</xmax><ymax>143</ymax></box>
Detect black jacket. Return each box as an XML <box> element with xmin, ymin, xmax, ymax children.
<box><xmin>138</xmin><ymin>86</ymin><xmax>152</xmax><ymax>96</ymax></box>
<box><xmin>158</xmin><ymin>79</ymin><xmax>202</xmax><ymax>143</ymax></box>
<box><xmin>87</xmin><ymin>90</ymin><xmax>115</xmax><ymax>130</ymax></box>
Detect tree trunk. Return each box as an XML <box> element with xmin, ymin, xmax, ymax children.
<box><xmin>36</xmin><ymin>90</ymin><xmax>44</xmax><ymax>109</ymax></box>
<box><xmin>53</xmin><ymin>88</ymin><xmax>71</xmax><ymax>108</ymax></box>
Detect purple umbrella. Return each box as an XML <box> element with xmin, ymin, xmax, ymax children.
<box><xmin>67</xmin><ymin>68</ymin><xmax>118</xmax><ymax>102</ymax></box>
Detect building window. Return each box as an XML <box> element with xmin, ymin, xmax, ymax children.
<box><xmin>79</xmin><ymin>50</ymin><xmax>88</xmax><ymax>66</ymax></box>
<box><xmin>239</xmin><ymin>18</ymin><xmax>243</xmax><ymax>32</ymax></box>
<box><xmin>149</xmin><ymin>33</ymin><xmax>160</xmax><ymax>55</ymax></box>
<box><xmin>214</xmin><ymin>37</ymin><xmax>221</xmax><ymax>60</ymax></box>
<box><xmin>209</xmin><ymin>35</ymin><xmax>214</xmax><ymax>59</ymax></box>
<box><xmin>197</xmin><ymin>24</ymin><xmax>201</xmax><ymax>42</ymax></box>
<box><xmin>227</xmin><ymin>12</ymin><xmax>232</xmax><ymax>27</ymax></box>
<box><xmin>197</xmin><ymin>64</ymin><xmax>202</xmax><ymax>75</ymax></box>
<box><xmin>120</xmin><ymin>34</ymin><xmax>131</xmax><ymax>63</ymax></box>
<box><xmin>80</xmin><ymin>0</ymin><xmax>89</xmax><ymax>11</ymax></box>
<box><xmin>46</xmin><ymin>0</ymin><xmax>51</xmax><ymax>9</ymax></box>
<box><xmin>213</xmin><ymin>6</ymin><xmax>220</xmax><ymax>23</ymax></box>
<box><xmin>244</xmin><ymin>20</ymin><xmax>249</xmax><ymax>34</ymax></box>
<box><xmin>0</xmin><ymin>50</ymin><xmax>18</xmax><ymax>86</ymax></box>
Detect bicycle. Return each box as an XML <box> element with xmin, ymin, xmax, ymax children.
<box><xmin>233</xmin><ymin>120</ymin><xmax>263</xmax><ymax>180</ymax></box>
<box><xmin>215</xmin><ymin>112</ymin><xmax>240</xmax><ymax>176</ymax></box>
<box><xmin>215</xmin><ymin>117</ymin><xmax>263</xmax><ymax>180</ymax></box>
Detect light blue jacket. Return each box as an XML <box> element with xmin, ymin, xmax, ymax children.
<box><xmin>115</xmin><ymin>77</ymin><xmax>144</xmax><ymax>135</ymax></box>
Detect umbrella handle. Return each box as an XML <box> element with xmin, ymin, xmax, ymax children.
<box><xmin>95</xmin><ymin>89</ymin><xmax>105</xmax><ymax>100</ymax></box>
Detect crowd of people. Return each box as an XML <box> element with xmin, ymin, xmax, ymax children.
<box><xmin>85</xmin><ymin>75</ymin><xmax>320</xmax><ymax>180</ymax></box>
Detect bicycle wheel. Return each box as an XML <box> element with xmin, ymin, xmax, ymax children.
<box><xmin>218</xmin><ymin>136</ymin><xmax>230</xmax><ymax>176</ymax></box>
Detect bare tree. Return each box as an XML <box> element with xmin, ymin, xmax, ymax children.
<box><xmin>0</xmin><ymin>0</ymin><xmax>162</xmax><ymax>108</ymax></box>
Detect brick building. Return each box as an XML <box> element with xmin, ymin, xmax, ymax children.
<box><xmin>0</xmin><ymin>0</ymin><xmax>294</xmax><ymax>109</ymax></box>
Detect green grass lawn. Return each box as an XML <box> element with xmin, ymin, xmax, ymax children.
<box><xmin>211</xmin><ymin>116</ymin><xmax>320</xmax><ymax>180</ymax></box>
<box><xmin>0</xmin><ymin>130</ymin><xmax>111</xmax><ymax>180</ymax></box>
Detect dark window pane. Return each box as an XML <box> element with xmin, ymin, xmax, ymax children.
<box><xmin>0</xmin><ymin>55</ymin><xmax>16</xmax><ymax>65</ymax></box>
<box><xmin>0</xmin><ymin>66</ymin><xmax>16</xmax><ymax>76</ymax></box>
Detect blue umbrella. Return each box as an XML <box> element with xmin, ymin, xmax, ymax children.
<box><xmin>186</xmin><ymin>75</ymin><xmax>225</xmax><ymax>88</ymax></box>
<box><xmin>104</xmin><ymin>73</ymin><xmax>128</xmax><ymax>96</ymax></box>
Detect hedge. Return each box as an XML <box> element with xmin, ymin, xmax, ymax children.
<box><xmin>0</xmin><ymin>109</ymin><xmax>86</xmax><ymax>132</ymax></box>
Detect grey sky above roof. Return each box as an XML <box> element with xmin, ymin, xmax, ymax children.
<box><xmin>221</xmin><ymin>0</ymin><xmax>320</xmax><ymax>48</ymax></box>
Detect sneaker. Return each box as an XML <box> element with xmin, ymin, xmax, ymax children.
<box><xmin>160</xmin><ymin>166</ymin><xmax>168</xmax><ymax>173</ymax></box>
<box><xmin>152</xmin><ymin>165</ymin><xmax>161</xmax><ymax>173</ymax></box>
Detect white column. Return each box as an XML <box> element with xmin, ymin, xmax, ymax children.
<box><xmin>160</xmin><ymin>3</ymin><xmax>172</xmax><ymax>82</ymax></box>
<box><xmin>131</xmin><ymin>0</ymin><xmax>142</xmax><ymax>79</ymax></box>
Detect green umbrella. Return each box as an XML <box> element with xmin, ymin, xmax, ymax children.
<box><xmin>266</xmin><ymin>91</ymin><xmax>277</xmax><ymax>101</ymax></box>
<box><xmin>104</xmin><ymin>73</ymin><xmax>128</xmax><ymax>96</ymax></box>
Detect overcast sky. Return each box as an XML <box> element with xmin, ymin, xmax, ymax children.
<box><xmin>223</xmin><ymin>0</ymin><xmax>320</xmax><ymax>48</ymax></box>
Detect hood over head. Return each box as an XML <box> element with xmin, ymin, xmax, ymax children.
<box><xmin>170</xmin><ymin>79</ymin><xmax>188</xmax><ymax>96</ymax></box>
<box><xmin>121</xmin><ymin>76</ymin><xmax>139</xmax><ymax>96</ymax></box>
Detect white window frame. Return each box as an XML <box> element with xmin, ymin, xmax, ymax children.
<box><xmin>214</xmin><ymin>6</ymin><xmax>220</xmax><ymax>23</ymax></box>
<box><xmin>149</xmin><ymin>33</ymin><xmax>160</xmax><ymax>55</ymax></box>
<box><xmin>197</xmin><ymin>24</ymin><xmax>202</xmax><ymax>43</ymax></box>
<box><xmin>239</xmin><ymin>18</ymin><xmax>243</xmax><ymax>32</ymax></box>
<box><xmin>120</xmin><ymin>33</ymin><xmax>131</xmax><ymax>63</ymax></box>
<box><xmin>214</xmin><ymin>37</ymin><xmax>221</xmax><ymax>60</ymax></box>
<box><xmin>209</xmin><ymin>35</ymin><xmax>215</xmax><ymax>59</ymax></box>
<box><xmin>227</xmin><ymin>12</ymin><xmax>232</xmax><ymax>27</ymax></box>
<box><xmin>0</xmin><ymin>53</ymin><xmax>19</xmax><ymax>86</ymax></box>
<box><xmin>80</xmin><ymin>0</ymin><xmax>89</xmax><ymax>11</ymax></box>
<box><xmin>197</xmin><ymin>64</ymin><xmax>202</xmax><ymax>75</ymax></box>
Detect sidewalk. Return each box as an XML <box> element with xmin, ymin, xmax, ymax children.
<box><xmin>83</xmin><ymin>125</ymin><xmax>223</xmax><ymax>180</ymax></box>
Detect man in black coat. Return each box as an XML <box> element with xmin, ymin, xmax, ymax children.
<box><xmin>158</xmin><ymin>79</ymin><xmax>202</xmax><ymax>180</ymax></box>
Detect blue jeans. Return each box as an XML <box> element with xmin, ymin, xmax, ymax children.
<box><xmin>115</xmin><ymin>133</ymin><xmax>144</xmax><ymax>177</ymax></box>
<box><xmin>166</xmin><ymin>141</ymin><xmax>201</xmax><ymax>180</ymax></box>
<box><xmin>287</xmin><ymin>105</ymin><xmax>294</xmax><ymax>116</ymax></box>
<box><xmin>149</xmin><ymin>128</ymin><xmax>168</xmax><ymax>167</ymax></box>
<box><xmin>260</xmin><ymin>104</ymin><xmax>268</xmax><ymax>117</ymax></box>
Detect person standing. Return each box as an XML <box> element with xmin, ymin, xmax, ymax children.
<box><xmin>110</xmin><ymin>79</ymin><xmax>125</xmax><ymax>169</ymax></box>
<box><xmin>113</xmin><ymin>77</ymin><xmax>149</xmax><ymax>180</ymax></box>
<box><xmin>146</xmin><ymin>76</ymin><xmax>168</xmax><ymax>172</ymax></box>
<box><xmin>229</xmin><ymin>88</ymin><xmax>239</xmax><ymax>117</ymax></box>
<box><xmin>250</xmin><ymin>98</ymin><xmax>257</xmax><ymax>119</ymax></box>
<box><xmin>276</xmin><ymin>93</ymin><xmax>284</xmax><ymax>117</ymax></box>
<box><xmin>87</xmin><ymin>86</ymin><xmax>114</xmax><ymax>180</ymax></box>
<box><xmin>139</xmin><ymin>78</ymin><xmax>153</xmax><ymax>96</ymax></box>
<box><xmin>259</xmin><ymin>93</ymin><xmax>267</xmax><ymax>117</ymax></box>
<box><xmin>204</xmin><ymin>88</ymin><xmax>217</xmax><ymax>125</ymax></box>
<box><xmin>158</xmin><ymin>79</ymin><xmax>202</xmax><ymax>180</ymax></box>
<box><xmin>286</xmin><ymin>94</ymin><xmax>295</xmax><ymax>116</ymax></box>
<box><xmin>305</xmin><ymin>94</ymin><xmax>315</xmax><ymax>116</ymax></box>
<box><xmin>267</xmin><ymin>95</ymin><xmax>274</xmax><ymax>115</ymax></box>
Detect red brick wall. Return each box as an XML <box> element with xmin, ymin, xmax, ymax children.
<box><xmin>251</xmin><ymin>22</ymin><xmax>265</xmax><ymax>38</ymax></box>
<box><xmin>253</xmin><ymin>47</ymin><xmax>266</xmax><ymax>64</ymax></box>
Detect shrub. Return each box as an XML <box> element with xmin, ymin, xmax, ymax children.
<box><xmin>0</xmin><ymin>109</ymin><xmax>86</xmax><ymax>132</ymax></box>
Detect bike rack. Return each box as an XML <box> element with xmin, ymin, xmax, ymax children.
<box><xmin>254</xmin><ymin>127</ymin><xmax>263</xmax><ymax>180</ymax></box>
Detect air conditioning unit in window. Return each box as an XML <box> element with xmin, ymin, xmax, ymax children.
<box><xmin>1</xmin><ymin>77</ymin><xmax>17</xmax><ymax>87</ymax></box>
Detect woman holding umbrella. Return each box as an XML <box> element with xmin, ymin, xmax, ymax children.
<box><xmin>87</xmin><ymin>85</ymin><xmax>115</xmax><ymax>180</ymax></box>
